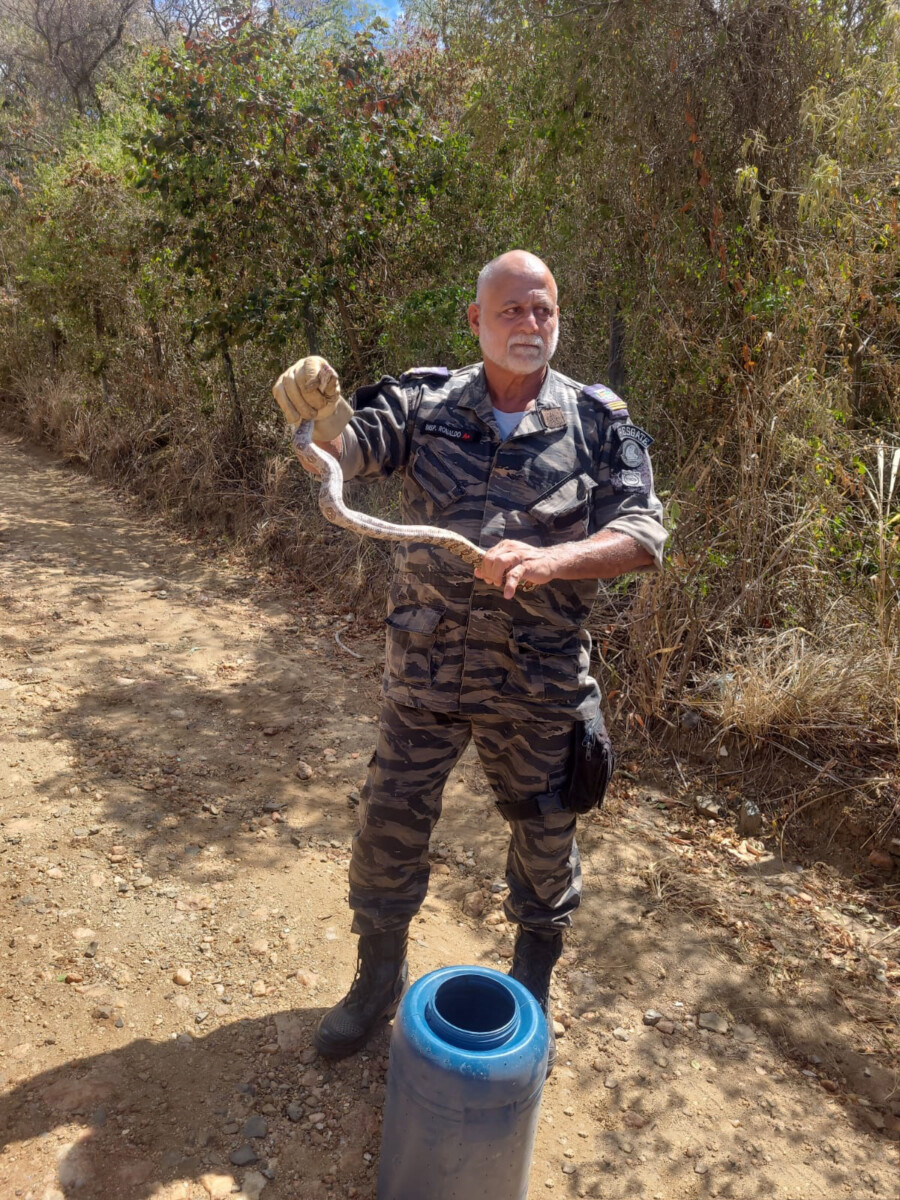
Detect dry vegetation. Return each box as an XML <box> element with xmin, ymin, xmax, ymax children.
<box><xmin>1</xmin><ymin>0</ymin><xmax>899</xmax><ymax>868</ymax></box>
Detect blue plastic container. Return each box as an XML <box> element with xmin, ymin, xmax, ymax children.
<box><xmin>376</xmin><ymin>965</ymin><xmax>549</xmax><ymax>1200</ymax></box>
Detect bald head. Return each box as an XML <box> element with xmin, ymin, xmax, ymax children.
<box><xmin>475</xmin><ymin>250</ymin><xmax>558</xmax><ymax>306</ymax></box>
<box><xmin>469</xmin><ymin>250</ymin><xmax>560</xmax><ymax>377</ymax></box>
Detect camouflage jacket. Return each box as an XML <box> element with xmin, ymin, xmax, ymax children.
<box><xmin>338</xmin><ymin>363</ymin><xmax>666</xmax><ymax>720</ymax></box>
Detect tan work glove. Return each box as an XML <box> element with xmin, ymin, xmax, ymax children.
<box><xmin>272</xmin><ymin>355</ymin><xmax>353</xmax><ymax>441</ymax></box>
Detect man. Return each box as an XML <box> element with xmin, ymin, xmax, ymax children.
<box><xmin>273</xmin><ymin>251</ymin><xmax>666</xmax><ymax>1070</ymax></box>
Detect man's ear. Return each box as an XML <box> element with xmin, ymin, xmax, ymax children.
<box><xmin>467</xmin><ymin>302</ymin><xmax>481</xmax><ymax>336</ymax></box>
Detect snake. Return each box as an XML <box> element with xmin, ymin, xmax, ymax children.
<box><xmin>291</xmin><ymin>419</ymin><xmax>486</xmax><ymax>572</ymax></box>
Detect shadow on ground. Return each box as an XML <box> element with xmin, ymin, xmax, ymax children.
<box><xmin>0</xmin><ymin>1006</ymin><xmax>399</xmax><ymax>1200</ymax></box>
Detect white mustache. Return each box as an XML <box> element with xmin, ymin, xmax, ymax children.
<box><xmin>508</xmin><ymin>336</ymin><xmax>544</xmax><ymax>349</ymax></box>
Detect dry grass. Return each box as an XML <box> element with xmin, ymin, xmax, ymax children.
<box><xmin>704</xmin><ymin>628</ymin><xmax>900</xmax><ymax>749</ymax></box>
<box><xmin>641</xmin><ymin>859</ymin><xmax>730</xmax><ymax>924</ymax></box>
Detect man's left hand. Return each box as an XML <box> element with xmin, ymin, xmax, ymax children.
<box><xmin>475</xmin><ymin>540</ymin><xmax>561</xmax><ymax>599</ymax></box>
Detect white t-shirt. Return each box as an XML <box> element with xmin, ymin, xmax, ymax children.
<box><xmin>492</xmin><ymin>407</ymin><xmax>528</xmax><ymax>440</ymax></box>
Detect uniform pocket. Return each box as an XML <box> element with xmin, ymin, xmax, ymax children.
<box><xmin>409</xmin><ymin>444</ymin><xmax>467</xmax><ymax>512</ymax></box>
<box><xmin>501</xmin><ymin>626</ymin><xmax>581</xmax><ymax>702</ymax></box>
<box><xmin>527</xmin><ymin>472</ymin><xmax>595</xmax><ymax>540</ymax></box>
<box><xmin>385</xmin><ymin>603</ymin><xmax>444</xmax><ymax>686</ymax></box>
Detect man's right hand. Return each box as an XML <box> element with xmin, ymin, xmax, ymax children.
<box><xmin>272</xmin><ymin>355</ymin><xmax>353</xmax><ymax>441</ymax></box>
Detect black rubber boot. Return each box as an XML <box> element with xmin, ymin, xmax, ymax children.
<box><xmin>314</xmin><ymin>929</ymin><xmax>409</xmax><ymax>1060</ymax></box>
<box><xmin>509</xmin><ymin>927</ymin><xmax>563</xmax><ymax>1076</ymax></box>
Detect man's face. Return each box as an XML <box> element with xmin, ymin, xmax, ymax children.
<box><xmin>469</xmin><ymin>268</ymin><xmax>560</xmax><ymax>376</ymax></box>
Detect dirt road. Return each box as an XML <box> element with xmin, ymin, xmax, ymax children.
<box><xmin>0</xmin><ymin>432</ymin><xmax>897</xmax><ymax>1200</ymax></box>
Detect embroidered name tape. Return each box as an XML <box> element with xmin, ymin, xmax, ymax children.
<box><xmin>422</xmin><ymin>421</ymin><xmax>481</xmax><ymax>443</ymax></box>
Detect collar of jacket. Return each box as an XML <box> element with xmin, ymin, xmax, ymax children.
<box><xmin>454</xmin><ymin>365</ymin><xmax>568</xmax><ymax>439</ymax></box>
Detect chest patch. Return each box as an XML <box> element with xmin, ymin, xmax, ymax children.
<box><xmin>422</xmin><ymin>421</ymin><xmax>482</xmax><ymax>444</ymax></box>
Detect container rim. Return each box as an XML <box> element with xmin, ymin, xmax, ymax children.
<box><xmin>425</xmin><ymin>972</ymin><xmax>520</xmax><ymax>1051</ymax></box>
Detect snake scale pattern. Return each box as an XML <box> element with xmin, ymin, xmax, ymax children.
<box><xmin>292</xmin><ymin>419</ymin><xmax>486</xmax><ymax>572</ymax></box>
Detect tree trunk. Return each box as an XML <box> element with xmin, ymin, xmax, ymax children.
<box><xmin>609</xmin><ymin>301</ymin><xmax>626</xmax><ymax>397</ymax></box>
<box><xmin>334</xmin><ymin>285</ymin><xmax>364</xmax><ymax>376</ymax></box>
<box><xmin>303</xmin><ymin>299</ymin><xmax>319</xmax><ymax>357</ymax></box>
<box><xmin>220</xmin><ymin>339</ymin><xmax>243</xmax><ymax>440</ymax></box>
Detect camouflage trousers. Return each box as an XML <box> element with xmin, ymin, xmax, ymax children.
<box><xmin>349</xmin><ymin>698</ymin><xmax>582</xmax><ymax>936</ymax></box>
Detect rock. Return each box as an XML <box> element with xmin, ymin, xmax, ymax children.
<box><xmin>42</xmin><ymin>1074</ymin><xmax>115</xmax><ymax>1113</ymax></box>
<box><xmin>250</xmin><ymin>980</ymin><xmax>267</xmax><ymax>997</ymax></box>
<box><xmin>733</xmin><ymin>1024</ymin><xmax>756</xmax><ymax>1042</ymax></box>
<box><xmin>656</xmin><ymin>1019</ymin><xmax>675</xmax><ymax>1035</ymax></box>
<box><xmin>230</xmin><ymin>1145</ymin><xmax>259</xmax><ymax>1167</ymax></box>
<box><xmin>612</xmin><ymin>1027</ymin><xmax>629</xmax><ymax>1042</ymax></box>
<box><xmin>603</xmin><ymin>1075</ymin><xmax>618</xmax><ymax>1089</ymax></box>
<box><xmin>868</xmin><ymin>849</ymin><xmax>894</xmax><ymax>872</ymax></box>
<box><xmin>694</xmin><ymin>1162</ymin><xmax>708</xmax><ymax>1175</ymax></box>
<box><xmin>200</xmin><ymin>1174</ymin><xmax>236</xmax><ymax>1199</ymax></box>
<box><xmin>240</xmin><ymin>1171</ymin><xmax>268</xmax><ymax>1200</ymax></box>
<box><xmin>296</xmin><ymin>969</ymin><xmax>319</xmax><ymax>989</ymax></box>
<box><xmin>695</xmin><ymin>796</ymin><xmax>723</xmax><ymax>820</ymax></box>
<box><xmin>296</xmin><ymin>761</ymin><xmax>314</xmax><ymax>781</ymax></box>
<box><xmin>462</xmin><ymin>890</ymin><xmax>486</xmax><ymax>918</ymax></box>
<box><xmin>286</xmin><ymin>1102</ymin><xmax>304</xmax><ymax>1122</ymax></box>
<box><xmin>739</xmin><ymin>799</ymin><xmax>763</xmax><ymax>836</ymax></box>
<box><xmin>242</xmin><ymin>1115</ymin><xmax>268</xmax><ymax>1139</ymax></box>
<box><xmin>622</xmin><ymin>1111</ymin><xmax>648</xmax><ymax>1129</ymax></box>
<box><xmin>274</xmin><ymin>1012</ymin><xmax>305</xmax><ymax>1052</ymax></box>
<box><xmin>64</xmin><ymin>972</ymin><xmax>83</xmax><ymax>984</ymax></box>
<box><xmin>698</xmin><ymin>1012</ymin><xmax>728</xmax><ymax>1034</ymax></box>
<box><xmin>249</xmin><ymin>939</ymin><xmax>269</xmax><ymax>957</ymax></box>
<box><xmin>57</xmin><ymin>1140</ymin><xmax>94</xmax><ymax>1189</ymax></box>
<box><xmin>552</xmin><ymin>1020</ymin><xmax>566</xmax><ymax>1038</ymax></box>
<box><xmin>173</xmin><ymin>968</ymin><xmax>192</xmax><ymax>986</ymax></box>
<box><xmin>642</xmin><ymin>1010</ymin><xmax>663</xmax><ymax>1027</ymax></box>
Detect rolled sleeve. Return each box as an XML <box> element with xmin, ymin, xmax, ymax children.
<box><xmin>602</xmin><ymin>504</ymin><xmax>668</xmax><ymax>569</ymax></box>
<box><xmin>592</xmin><ymin>463</ymin><xmax>667</xmax><ymax>570</ymax></box>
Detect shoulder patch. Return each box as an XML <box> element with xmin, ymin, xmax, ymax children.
<box><xmin>583</xmin><ymin>383</ymin><xmax>629</xmax><ymax>416</ymax></box>
<box><xmin>400</xmin><ymin>366</ymin><xmax>452</xmax><ymax>386</ymax></box>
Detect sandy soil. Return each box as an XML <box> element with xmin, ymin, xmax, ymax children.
<box><xmin>0</xmin><ymin>432</ymin><xmax>897</xmax><ymax>1200</ymax></box>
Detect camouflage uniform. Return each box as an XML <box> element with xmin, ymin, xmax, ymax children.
<box><xmin>337</xmin><ymin>363</ymin><xmax>666</xmax><ymax>936</ymax></box>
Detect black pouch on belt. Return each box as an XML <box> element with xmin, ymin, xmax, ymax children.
<box><xmin>565</xmin><ymin>710</ymin><xmax>615</xmax><ymax>814</ymax></box>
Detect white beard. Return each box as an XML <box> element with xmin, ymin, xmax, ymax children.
<box><xmin>479</xmin><ymin>324</ymin><xmax>559</xmax><ymax>375</ymax></box>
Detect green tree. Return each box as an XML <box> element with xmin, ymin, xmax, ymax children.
<box><xmin>129</xmin><ymin>10</ymin><xmax>466</xmax><ymax>394</ymax></box>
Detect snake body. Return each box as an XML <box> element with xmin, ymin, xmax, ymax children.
<box><xmin>292</xmin><ymin>419</ymin><xmax>486</xmax><ymax>571</ymax></box>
